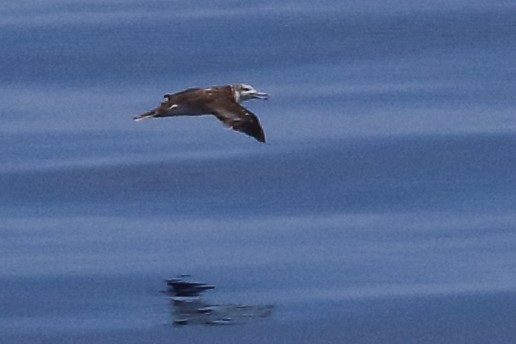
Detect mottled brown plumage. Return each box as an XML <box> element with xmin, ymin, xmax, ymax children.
<box><xmin>133</xmin><ymin>84</ymin><xmax>269</xmax><ymax>143</ymax></box>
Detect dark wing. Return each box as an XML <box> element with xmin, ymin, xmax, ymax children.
<box><xmin>211</xmin><ymin>102</ymin><xmax>266</xmax><ymax>143</ymax></box>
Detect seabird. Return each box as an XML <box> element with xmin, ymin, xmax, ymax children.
<box><xmin>133</xmin><ymin>84</ymin><xmax>269</xmax><ymax>142</ymax></box>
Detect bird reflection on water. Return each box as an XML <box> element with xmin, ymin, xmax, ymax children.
<box><xmin>165</xmin><ymin>277</ymin><xmax>274</xmax><ymax>326</ymax></box>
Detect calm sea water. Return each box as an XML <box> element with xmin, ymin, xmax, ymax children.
<box><xmin>1</xmin><ymin>1</ymin><xmax>516</xmax><ymax>343</ymax></box>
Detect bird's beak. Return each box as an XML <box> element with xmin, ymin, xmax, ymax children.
<box><xmin>252</xmin><ymin>91</ymin><xmax>270</xmax><ymax>100</ymax></box>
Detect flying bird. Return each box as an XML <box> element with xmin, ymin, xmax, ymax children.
<box><xmin>133</xmin><ymin>84</ymin><xmax>269</xmax><ymax>143</ymax></box>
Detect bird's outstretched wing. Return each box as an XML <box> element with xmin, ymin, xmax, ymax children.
<box><xmin>211</xmin><ymin>102</ymin><xmax>266</xmax><ymax>143</ymax></box>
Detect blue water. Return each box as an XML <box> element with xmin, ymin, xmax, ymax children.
<box><xmin>1</xmin><ymin>1</ymin><xmax>516</xmax><ymax>343</ymax></box>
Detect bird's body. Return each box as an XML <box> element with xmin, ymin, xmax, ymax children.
<box><xmin>133</xmin><ymin>84</ymin><xmax>269</xmax><ymax>142</ymax></box>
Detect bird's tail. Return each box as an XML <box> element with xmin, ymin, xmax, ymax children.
<box><xmin>133</xmin><ymin>110</ymin><xmax>156</xmax><ymax>122</ymax></box>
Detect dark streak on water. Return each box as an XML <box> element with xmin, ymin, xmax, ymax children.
<box><xmin>2</xmin><ymin>134</ymin><xmax>515</xmax><ymax>216</ymax></box>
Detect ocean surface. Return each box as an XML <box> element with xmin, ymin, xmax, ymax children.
<box><xmin>1</xmin><ymin>1</ymin><xmax>516</xmax><ymax>343</ymax></box>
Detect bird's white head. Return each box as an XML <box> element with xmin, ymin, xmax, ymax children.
<box><xmin>232</xmin><ymin>84</ymin><xmax>269</xmax><ymax>103</ymax></box>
